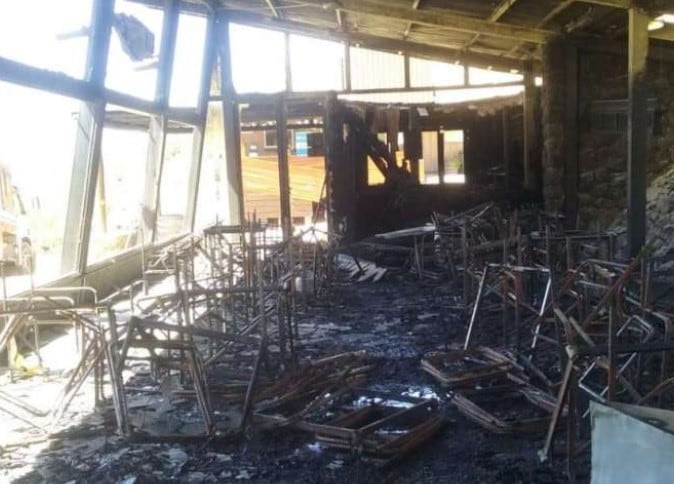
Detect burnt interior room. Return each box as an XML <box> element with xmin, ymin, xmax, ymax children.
<box><xmin>2</xmin><ymin>1</ymin><xmax>674</xmax><ymax>483</ymax></box>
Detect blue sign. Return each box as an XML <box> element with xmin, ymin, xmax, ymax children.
<box><xmin>295</xmin><ymin>132</ymin><xmax>308</xmax><ymax>156</ymax></box>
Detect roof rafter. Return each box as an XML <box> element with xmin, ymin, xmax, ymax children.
<box><xmin>464</xmin><ymin>0</ymin><xmax>520</xmax><ymax>49</ymax></box>
<box><xmin>403</xmin><ymin>0</ymin><xmax>422</xmax><ymax>39</ymax></box>
<box><xmin>508</xmin><ymin>0</ymin><xmax>641</xmax><ymax>58</ymax></box>
<box><xmin>216</xmin><ymin>10</ymin><xmax>538</xmax><ymax>72</ymax></box>
<box><xmin>347</xmin><ymin>31</ymin><xmax>536</xmax><ymax>72</ymax></box>
<box><xmin>330</xmin><ymin>0</ymin><xmax>557</xmax><ymax>44</ymax></box>
<box><xmin>490</xmin><ymin>0</ymin><xmax>521</xmax><ymax>21</ymax></box>
<box><xmin>507</xmin><ymin>0</ymin><xmax>575</xmax><ymax>57</ymax></box>
<box><xmin>578</xmin><ymin>0</ymin><xmax>631</xmax><ymax>8</ymax></box>
<box><xmin>264</xmin><ymin>0</ymin><xmax>280</xmax><ymax>18</ymax></box>
<box><xmin>336</xmin><ymin>9</ymin><xmax>343</xmax><ymax>30</ymax></box>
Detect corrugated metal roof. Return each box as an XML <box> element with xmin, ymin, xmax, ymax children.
<box><xmin>349</xmin><ymin>47</ymin><xmax>406</xmax><ymax>90</ymax></box>
<box><xmin>409</xmin><ymin>57</ymin><xmax>464</xmax><ymax>88</ymax></box>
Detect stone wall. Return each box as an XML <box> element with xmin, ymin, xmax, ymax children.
<box><xmin>646</xmin><ymin>67</ymin><xmax>674</xmax><ymax>251</ymax></box>
<box><xmin>541</xmin><ymin>41</ymin><xmax>674</xmax><ymax>232</ymax></box>
<box><xmin>577</xmin><ymin>50</ymin><xmax>628</xmax><ymax>228</ymax></box>
<box><xmin>649</xmin><ymin>66</ymin><xmax>674</xmax><ymax>176</ymax></box>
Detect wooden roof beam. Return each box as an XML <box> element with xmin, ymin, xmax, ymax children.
<box><xmin>403</xmin><ymin>0</ymin><xmax>422</xmax><ymax>39</ymax></box>
<box><xmin>331</xmin><ymin>0</ymin><xmax>557</xmax><ymax>44</ymax></box>
<box><xmin>336</xmin><ymin>9</ymin><xmax>344</xmax><ymax>30</ymax></box>
<box><xmin>465</xmin><ymin>0</ymin><xmax>520</xmax><ymax>48</ymax></box>
<box><xmin>346</xmin><ymin>32</ymin><xmax>537</xmax><ymax>72</ymax></box>
<box><xmin>264</xmin><ymin>0</ymin><xmax>280</xmax><ymax>18</ymax></box>
<box><xmin>489</xmin><ymin>0</ymin><xmax>521</xmax><ymax>21</ymax></box>
<box><xmin>507</xmin><ymin>0</ymin><xmax>574</xmax><ymax>57</ymax></box>
<box><xmin>577</xmin><ymin>0</ymin><xmax>631</xmax><ymax>8</ymax></box>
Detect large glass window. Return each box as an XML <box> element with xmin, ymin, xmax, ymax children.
<box><xmin>156</xmin><ymin>128</ymin><xmax>194</xmax><ymax>240</ymax></box>
<box><xmin>0</xmin><ymin>81</ymin><xmax>81</xmax><ymax>290</ymax></box>
<box><xmin>230</xmin><ymin>24</ymin><xmax>286</xmax><ymax>94</ymax></box>
<box><xmin>195</xmin><ymin>103</ymin><xmax>229</xmax><ymax>229</ymax></box>
<box><xmin>350</xmin><ymin>47</ymin><xmax>405</xmax><ymax>90</ymax></box>
<box><xmin>0</xmin><ymin>0</ymin><xmax>92</xmax><ymax>79</ymax></box>
<box><xmin>290</xmin><ymin>35</ymin><xmax>344</xmax><ymax>92</ymax></box>
<box><xmin>169</xmin><ymin>13</ymin><xmax>208</xmax><ymax>107</ymax></box>
<box><xmin>105</xmin><ymin>0</ymin><xmax>163</xmax><ymax>99</ymax></box>
<box><xmin>88</xmin><ymin>108</ymin><xmax>148</xmax><ymax>263</ymax></box>
<box><xmin>409</xmin><ymin>57</ymin><xmax>464</xmax><ymax>88</ymax></box>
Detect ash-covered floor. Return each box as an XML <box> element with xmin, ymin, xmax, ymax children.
<box><xmin>3</xmin><ymin>279</ymin><xmax>580</xmax><ymax>483</ymax></box>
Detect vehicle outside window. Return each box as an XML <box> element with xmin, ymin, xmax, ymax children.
<box><xmin>0</xmin><ymin>164</ymin><xmax>33</xmax><ymax>274</ymax></box>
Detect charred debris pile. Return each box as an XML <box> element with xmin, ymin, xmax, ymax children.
<box><xmin>3</xmin><ymin>204</ymin><xmax>674</xmax><ymax>482</ymax></box>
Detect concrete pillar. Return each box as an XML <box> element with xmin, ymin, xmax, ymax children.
<box><xmin>627</xmin><ymin>8</ymin><xmax>649</xmax><ymax>257</ymax></box>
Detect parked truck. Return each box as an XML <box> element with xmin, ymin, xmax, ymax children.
<box><xmin>0</xmin><ymin>164</ymin><xmax>33</xmax><ymax>274</ymax></box>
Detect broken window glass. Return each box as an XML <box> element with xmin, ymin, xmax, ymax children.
<box><xmin>105</xmin><ymin>0</ymin><xmax>163</xmax><ymax>100</ymax></box>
